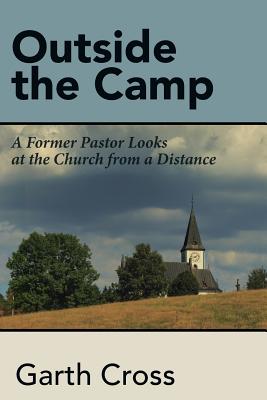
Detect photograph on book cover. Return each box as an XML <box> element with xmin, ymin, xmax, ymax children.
<box><xmin>0</xmin><ymin>124</ymin><xmax>266</xmax><ymax>330</ymax></box>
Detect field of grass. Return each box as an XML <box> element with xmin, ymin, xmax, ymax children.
<box><xmin>0</xmin><ymin>289</ymin><xmax>266</xmax><ymax>329</ymax></box>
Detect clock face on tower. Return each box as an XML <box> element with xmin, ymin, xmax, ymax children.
<box><xmin>191</xmin><ymin>252</ymin><xmax>200</xmax><ymax>262</ymax></box>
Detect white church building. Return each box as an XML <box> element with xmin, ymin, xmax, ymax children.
<box><xmin>164</xmin><ymin>204</ymin><xmax>221</xmax><ymax>294</ymax></box>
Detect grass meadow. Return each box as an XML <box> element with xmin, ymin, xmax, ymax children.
<box><xmin>0</xmin><ymin>289</ymin><xmax>266</xmax><ymax>329</ymax></box>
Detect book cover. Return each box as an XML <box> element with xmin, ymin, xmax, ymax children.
<box><xmin>0</xmin><ymin>1</ymin><xmax>266</xmax><ymax>399</ymax></box>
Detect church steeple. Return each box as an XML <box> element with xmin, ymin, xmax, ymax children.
<box><xmin>181</xmin><ymin>204</ymin><xmax>205</xmax><ymax>251</ymax></box>
<box><xmin>181</xmin><ymin>200</ymin><xmax>205</xmax><ymax>269</ymax></box>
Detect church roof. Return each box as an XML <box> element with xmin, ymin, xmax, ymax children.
<box><xmin>164</xmin><ymin>262</ymin><xmax>190</xmax><ymax>281</ymax></box>
<box><xmin>164</xmin><ymin>262</ymin><xmax>221</xmax><ymax>292</ymax></box>
<box><xmin>181</xmin><ymin>206</ymin><xmax>205</xmax><ymax>251</ymax></box>
<box><xmin>192</xmin><ymin>269</ymin><xmax>221</xmax><ymax>292</ymax></box>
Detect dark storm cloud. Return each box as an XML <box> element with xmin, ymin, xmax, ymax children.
<box><xmin>1</xmin><ymin>167</ymin><xmax>267</xmax><ymax>240</ymax></box>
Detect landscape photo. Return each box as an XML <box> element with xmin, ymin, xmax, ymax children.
<box><xmin>0</xmin><ymin>124</ymin><xmax>266</xmax><ymax>329</ymax></box>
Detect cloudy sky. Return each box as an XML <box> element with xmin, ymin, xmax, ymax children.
<box><xmin>0</xmin><ymin>124</ymin><xmax>267</xmax><ymax>294</ymax></box>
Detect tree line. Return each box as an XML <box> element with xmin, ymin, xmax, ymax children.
<box><xmin>0</xmin><ymin>232</ymin><xmax>266</xmax><ymax>314</ymax></box>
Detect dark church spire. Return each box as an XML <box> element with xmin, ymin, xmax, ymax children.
<box><xmin>181</xmin><ymin>201</ymin><xmax>205</xmax><ymax>251</ymax></box>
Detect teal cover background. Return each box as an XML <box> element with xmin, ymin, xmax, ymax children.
<box><xmin>0</xmin><ymin>0</ymin><xmax>266</xmax><ymax>122</ymax></box>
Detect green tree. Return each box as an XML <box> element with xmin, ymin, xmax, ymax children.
<box><xmin>102</xmin><ymin>283</ymin><xmax>120</xmax><ymax>303</ymax></box>
<box><xmin>247</xmin><ymin>267</ymin><xmax>267</xmax><ymax>290</ymax></box>
<box><xmin>0</xmin><ymin>293</ymin><xmax>7</xmax><ymax>314</ymax></box>
<box><xmin>117</xmin><ymin>243</ymin><xmax>167</xmax><ymax>301</ymax></box>
<box><xmin>7</xmin><ymin>232</ymin><xmax>100</xmax><ymax>313</ymax></box>
<box><xmin>168</xmin><ymin>271</ymin><xmax>199</xmax><ymax>296</ymax></box>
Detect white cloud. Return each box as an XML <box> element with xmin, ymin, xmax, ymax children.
<box><xmin>2</xmin><ymin>124</ymin><xmax>267</xmax><ymax>182</ymax></box>
<box><xmin>165</xmin><ymin>136</ymin><xmax>186</xmax><ymax>151</ymax></box>
<box><xmin>208</xmin><ymin>250</ymin><xmax>265</xmax><ymax>269</ymax></box>
<box><xmin>123</xmin><ymin>207</ymin><xmax>186</xmax><ymax>223</ymax></box>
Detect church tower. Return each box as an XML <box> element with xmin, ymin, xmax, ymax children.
<box><xmin>181</xmin><ymin>202</ymin><xmax>205</xmax><ymax>269</ymax></box>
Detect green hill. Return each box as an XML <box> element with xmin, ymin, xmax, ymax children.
<box><xmin>0</xmin><ymin>289</ymin><xmax>266</xmax><ymax>329</ymax></box>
